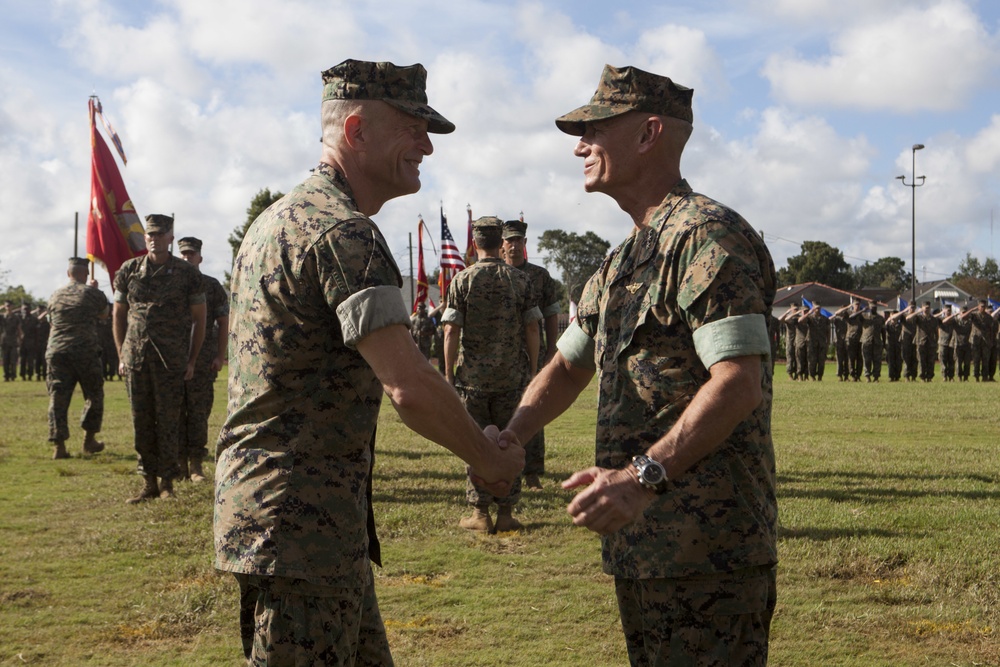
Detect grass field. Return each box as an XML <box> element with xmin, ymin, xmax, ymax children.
<box><xmin>0</xmin><ymin>363</ymin><xmax>998</xmax><ymax>666</ymax></box>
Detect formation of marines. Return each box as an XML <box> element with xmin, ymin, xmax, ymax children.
<box><xmin>780</xmin><ymin>299</ymin><xmax>1000</xmax><ymax>382</ymax></box>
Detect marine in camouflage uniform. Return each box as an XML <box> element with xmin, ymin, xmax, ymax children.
<box><xmin>33</xmin><ymin>305</ymin><xmax>49</xmax><ymax>381</ymax></box>
<box><xmin>937</xmin><ymin>307</ymin><xmax>956</xmax><ymax>381</ymax></box>
<box><xmin>831</xmin><ymin>311</ymin><xmax>849</xmax><ymax>381</ymax></box>
<box><xmin>45</xmin><ymin>258</ymin><xmax>109</xmax><ymax>459</ymax></box>
<box><xmin>792</xmin><ymin>308</ymin><xmax>810</xmax><ymax>380</ymax></box>
<box><xmin>778</xmin><ymin>305</ymin><xmax>799</xmax><ymax>379</ymax></box>
<box><xmin>845</xmin><ymin>304</ymin><xmax>864</xmax><ymax>381</ymax></box>
<box><xmin>884</xmin><ymin>311</ymin><xmax>902</xmax><ymax>381</ymax></box>
<box><xmin>114</xmin><ymin>214</ymin><xmax>207</xmax><ymax>503</ymax></box>
<box><xmin>860</xmin><ymin>303</ymin><xmax>885</xmax><ymax>382</ymax></box>
<box><xmin>806</xmin><ymin>305</ymin><xmax>829</xmax><ymax>380</ymax></box>
<box><xmin>214</xmin><ymin>60</ymin><xmax>523</xmax><ymax>666</ymax></box>
<box><xmin>908</xmin><ymin>302</ymin><xmax>938</xmax><ymax>381</ymax></box>
<box><xmin>506</xmin><ymin>65</ymin><xmax>777</xmax><ymax>666</ymax></box>
<box><xmin>175</xmin><ymin>237</ymin><xmax>229</xmax><ymax>483</ymax></box>
<box><xmin>951</xmin><ymin>306</ymin><xmax>973</xmax><ymax>381</ymax></box>
<box><xmin>443</xmin><ymin>217</ymin><xmax>541</xmax><ymax>532</ymax></box>
<box><xmin>19</xmin><ymin>304</ymin><xmax>38</xmax><ymax>380</ymax></box>
<box><xmin>502</xmin><ymin>218</ymin><xmax>561</xmax><ymax>488</ymax></box>
<box><xmin>899</xmin><ymin>306</ymin><xmax>918</xmax><ymax>380</ymax></box>
<box><xmin>966</xmin><ymin>300</ymin><xmax>994</xmax><ymax>381</ymax></box>
<box><xmin>410</xmin><ymin>302</ymin><xmax>435</xmax><ymax>359</ymax></box>
<box><xmin>1</xmin><ymin>301</ymin><xmax>21</xmax><ymax>381</ymax></box>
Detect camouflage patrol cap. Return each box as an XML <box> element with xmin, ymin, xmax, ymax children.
<box><xmin>321</xmin><ymin>59</ymin><xmax>455</xmax><ymax>134</ymax></box>
<box><xmin>472</xmin><ymin>216</ymin><xmax>503</xmax><ymax>245</ymax></box>
<box><xmin>144</xmin><ymin>214</ymin><xmax>174</xmax><ymax>234</ymax></box>
<box><xmin>68</xmin><ymin>257</ymin><xmax>90</xmax><ymax>270</ymax></box>
<box><xmin>177</xmin><ymin>237</ymin><xmax>203</xmax><ymax>253</ymax></box>
<box><xmin>555</xmin><ymin>64</ymin><xmax>693</xmax><ymax>136</ymax></box>
<box><xmin>502</xmin><ymin>219</ymin><xmax>527</xmax><ymax>240</ymax></box>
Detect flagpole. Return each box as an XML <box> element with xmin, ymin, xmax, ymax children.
<box><xmin>409</xmin><ymin>231</ymin><xmax>414</xmax><ymax>308</ymax></box>
<box><xmin>74</xmin><ymin>211</ymin><xmax>79</xmax><ymax>257</ymax></box>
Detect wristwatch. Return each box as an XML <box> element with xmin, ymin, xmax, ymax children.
<box><xmin>631</xmin><ymin>455</ymin><xmax>669</xmax><ymax>494</ymax></box>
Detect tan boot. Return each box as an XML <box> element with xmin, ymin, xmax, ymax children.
<box><xmin>189</xmin><ymin>457</ymin><xmax>206</xmax><ymax>483</ymax></box>
<box><xmin>458</xmin><ymin>507</ymin><xmax>493</xmax><ymax>532</ymax></box>
<box><xmin>494</xmin><ymin>505</ymin><xmax>523</xmax><ymax>533</ymax></box>
<box><xmin>82</xmin><ymin>431</ymin><xmax>105</xmax><ymax>454</ymax></box>
<box><xmin>159</xmin><ymin>477</ymin><xmax>176</xmax><ymax>500</ymax></box>
<box><xmin>52</xmin><ymin>440</ymin><xmax>70</xmax><ymax>460</ymax></box>
<box><xmin>126</xmin><ymin>475</ymin><xmax>159</xmax><ymax>504</ymax></box>
<box><xmin>524</xmin><ymin>473</ymin><xmax>543</xmax><ymax>490</ymax></box>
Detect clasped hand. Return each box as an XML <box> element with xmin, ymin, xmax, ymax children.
<box><xmin>467</xmin><ymin>425</ymin><xmax>524</xmax><ymax>497</ymax></box>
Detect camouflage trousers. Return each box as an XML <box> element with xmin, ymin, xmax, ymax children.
<box><xmin>901</xmin><ymin>341</ymin><xmax>917</xmax><ymax>380</ymax></box>
<box><xmin>861</xmin><ymin>340</ymin><xmax>882</xmax><ymax>380</ymax></box>
<box><xmin>46</xmin><ymin>351</ymin><xmax>104</xmax><ymax>442</ymax></box>
<box><xmin>20</xmin><ymin>342</ymin><xmax>36</xmax><ymax>378</ymax></box>
<box><xmin>938</xmin><ymin>345</ymin><xmax>955</xmax><ymax>380</ymax></box>
<box><xmin>2</xmin><ymin>343</ymin><xmax>17</xmax><ymax>380</ymax></box>
<box><xmin>846</xmin><ymin>338</ymin><xmax>862</xmax><ymax>380</ymax></box>
<box><xmin>917</xmin><ymin>342</ymin><xmax>936</xmax><ymax>381</ymax></box>
<box><xmin>179</xmin><ymin>368</ymin><xmax>217</xmax><ymax>461</ymax></box>
<box><xmin>615</xmin><ymin>565</ymin><xmax>777</xmax><ymax>667</ymax></box>
<box><xmin>124</xmin><ymin>361</ymin><xmax>183</xmax><ymax>480</ymax></box>
<box><xmin>954</xmin><ymin>343</ymin><xmax>971</xmax><ymax>380</ymax></box>
<box><xmin>834</xmin><ymin>341</ymin><xmax>848</xmax><ymax>379</ymax></box>
<box><xmin>33</xmin><ymin>346</ymin><xmax>46</xmax><ymax>379</ymax></box>
<box><xmin>235</xmin><ymin>568</ymin><xmax>394</xmax><ymax>667</ymax></box>
<box><xmin>455</xmin><ymin>385</ymin><xmax>524</xmax><ymax>508</ymax></box>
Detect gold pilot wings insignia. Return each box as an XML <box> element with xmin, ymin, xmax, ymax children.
<box><xmin>626</xmin><ymin>283</ymin><xmax>642</xmax><ymax>294</ymax></box>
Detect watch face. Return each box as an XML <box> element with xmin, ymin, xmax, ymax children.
<box><xmin>642</xmin><ymin>464</ymin><xmax>665</xmax><ymax>485</ymax></box>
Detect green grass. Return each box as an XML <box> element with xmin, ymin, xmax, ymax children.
<box><xmin>0</xmin><ymin>363</ymin><xmax>998</xmax><ymax>665</ymax></box>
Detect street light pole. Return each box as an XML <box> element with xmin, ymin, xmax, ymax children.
<box><xmin>896</xmin><ymin>143</ymin><xmax>926</xmax><ymax>302</ymax></box>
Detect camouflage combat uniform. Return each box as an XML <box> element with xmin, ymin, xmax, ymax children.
<box><xmin>783</xmin><ymin>315</ymin><xmax>797</xmax><ymax>379</ymax></box>
<box><xmin>938</xmin><ymin>316</ymin><xmax>956</xmax><ymax>380</ymax></box>
<box><xmin>807</xmin><ymin>310</ymin><xmax>829</xmax><ymax>380</ymax></box>
<box><xmin>845</xmin><ymin>310</ymin><xmax>863</xmax><ymax>381</ymax></box>
<box><xmin>215</xmin><ymin>164</ymin><xmax>405</xmax><ymax>666</ymax></box>
<box><xmin>114</xmin><ymin>254</ymin><xmax>205</xmax><ymax>481</ymax></box>
<box><xmin>900</xmin><ymin>316</ymin><xmax>917</xmax><ymax>380</ymax></box>
<box><xmin>911</xmin><ymin>312</ymin><xmax>938</xmax><ymax>381</ymax></box>
<box><xmin>512</xmin><ymin>260</ymin><xmax>559</xmax><ymax>477</ymax></box>
<box><xmin>179</xmin><ymin>272</ymin><xmax>228</xmax><ymax>463</ymax></box>
<box><xmin>792</xmin><ymin>312</ymin><xmax>810</xmax><ymax>379</ymax></box>
<box><xmin>559</xmin><ymin>179</ymin><xmax>777</xmax><ymax>665</ymax></box>
<box><xmin>860</xmin><ymin>311</ymin><xmax>885</xmax><ymax>381</ymax></box>
<box><xmin>443</xmin><ymin>257</ymin><xmax>541</xmax><ymax>510</ymax></box>
<box><xmin>832</xmin><ymin>314</ymin><xmax>849</xmax><ymax>380</ymax></box>
<box><xmin>952</xmin><ymin>315</ymin><xmax>972</xmax><ymax>381</ymax></box>
<box><xmin>34</xmin><ymin>309</ymin><xmax>49</xmax><ymax>380</ymax></box>
<box><xmin>19</xmin><ymin>309</ymin><xmax>38</xmax><ymax>380</ymax></box>
<box><xmin>45</xmin><ymin>282</ymin><xmax>108</xmax><ymax>444</ymax></box>
<box><xmin>411</xmin><ymin>309</ymin><xmax>435</xmax><ymax>359</ymax></box>
<box><xmin>2</xmin><ymin>310</ymin><xmax>21</xmax><ymax>381</ymax></box>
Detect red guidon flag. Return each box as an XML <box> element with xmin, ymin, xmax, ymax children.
<box><xmin>86</xmin><ymin>97</ymin><xmax>145</xmax><ymax>284</ymax></box>
<box><xmin>415</xmin><ymin>216</ymin><xmax>434</xmax><ymax>311</ymax></box>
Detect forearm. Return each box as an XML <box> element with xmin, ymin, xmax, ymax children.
<box><xmin>507</xmin><ymin>351</ymin><xmax>592</xmax><ymax>444</ymax></box>
<box><xmin>188</xmin><ymin>317</ymin><xmax>207</xmax><ymax>366</ymax></box>
<box><xmin>543</xmin><ymin>315</ymin><xmax>560</xmax><ymax>362</ymax></box>
<box><xmin>646</xmin><ymin>355</ymin><xmax>763</xmax><ymax>479</ymax></box>
<box><xmin>112</xmin><ymin>304</ymin><xmax>128</xmax><ymax>356</ymax></box>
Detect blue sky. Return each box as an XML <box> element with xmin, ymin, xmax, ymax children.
<box><xmin>1</xmin><ymin>0</ymin><xmax>999</xmax><ymax>301</ymax></box>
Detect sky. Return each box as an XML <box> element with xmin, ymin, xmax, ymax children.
<box><xmin>1</xmin><ymin>0</ymin><xmax>999</xmax><ymax>303</ymax></box>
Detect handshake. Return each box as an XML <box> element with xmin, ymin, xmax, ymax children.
<box><xmin>467</xmin><ymin>425</ymin><xmax>525</xmax><ymax>497</ymax></box>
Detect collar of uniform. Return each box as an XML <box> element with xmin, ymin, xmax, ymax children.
<box><xmin>477</xmin><ymin>256</ymin><xmax>504</xmax><ymax>264</ymax></box>
<box><xmin>314</xmin><ymin>162</ymin><xmax>357</xmax><ymax>207</ymax></box>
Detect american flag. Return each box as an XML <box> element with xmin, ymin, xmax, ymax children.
<box><xmin>439</xmin><ymin>209</ymin><xmax>465</xmax><ymax>303</ymax></box>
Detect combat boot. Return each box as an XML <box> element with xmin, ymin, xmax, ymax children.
<box><xmin>82</xmin><ymin>431</ymin><xmax>105</xmax><ymax>454</ymax></box>
<box><xmin>494</xmin><ymin>505</ymin><xmax>523</xmax><ymax>533</ymax></box>
<box><xmin>524</xmin><ymin>473</ymin><xmax>543</xmax><ymax>490</ymax></box>
<box><xmin>52</xmin><ymin>440</ymin><xmax>70</xmax><ymax>460</ymax></box>
<box><xmin>126</xmin><ymin>475</ymin><xmax>159</xmax><ymax>504</ymax></box>
<box><xmin>159</xmin><ymin>477</ymin><xmax>176</xmax><ymax>500</ymax></box>
<box><xmin>458</xmin><ymin>506</ymin><xmax>493</xmax><ymax>533</ymax></box>
<box><xmin>189</xmin><ymin>457</ymin><xmax>206</xmax><ymax>483</ymax></box>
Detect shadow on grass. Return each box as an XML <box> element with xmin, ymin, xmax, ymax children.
<box><xmin>778</xmin><ymin>525</ymin><xmax>904</xmax><ymax>541</ymax></box>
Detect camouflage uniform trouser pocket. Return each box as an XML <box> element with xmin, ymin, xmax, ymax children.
<box><xmin>615</xmin><ymin>565</ymin><xmax>777</xmax><ymax>667</ymax></box>
<box><xmin>235</xmin><ymin>568</ymin><xmax>393</xmax><ymax>667</ymax></box>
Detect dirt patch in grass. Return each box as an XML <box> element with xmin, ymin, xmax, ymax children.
<box><xmin>0</xmin><ymin>588</ymin><xmax>50</xmax><ymax>608</ymax></box>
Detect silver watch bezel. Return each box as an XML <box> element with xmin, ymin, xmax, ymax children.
<box><xmin>631</xmin><ymin>455</ymin><xmax>668</xmax><ymax>493</ymax></box>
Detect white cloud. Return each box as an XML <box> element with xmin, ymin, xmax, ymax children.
<box><xmin>762</xmin><ymin>0</ymin><xmax>999</xmax><ymax>111</ymax></box>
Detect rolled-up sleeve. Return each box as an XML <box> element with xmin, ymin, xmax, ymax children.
<box><xmin>336</xmin><ymin>285</ymin><xmax>411</xmax><ymax>349</ymax></box>
<box><xmin>692</xmin><ymin>313</ymin><xmax>770</xmax><ymax>369</ymax></box>
<box><xmin>556</xmin><ymin>321</ymin><xmax>597</xmax><ymax>371</ymax></box>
